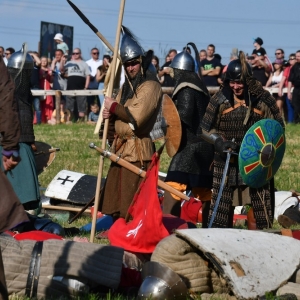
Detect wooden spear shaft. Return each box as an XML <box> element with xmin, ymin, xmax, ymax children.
<box><xmin>90</xmin><ymin>143</ymin><xmax>191</xmax><ymax>201</ymax></box>
<box><xmin>90</xmin><ymin>0</ymin><xmax>126</xmax><ymax>242</ymax></box>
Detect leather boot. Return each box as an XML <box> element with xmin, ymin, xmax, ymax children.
<box><xmin>162</xmin><ymin>191</ymin><xmax>181</xmax><ymax>217</ymax></box>
<box><xmin>247</xmin><ymin>207</ymin><xmax>257</xmax><ymax>230</ymax></box>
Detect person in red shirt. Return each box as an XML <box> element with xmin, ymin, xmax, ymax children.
<box><xmin>278</xmin><ymin>53</ymin><xmax>296</xmax><ymax>123</ymax></box>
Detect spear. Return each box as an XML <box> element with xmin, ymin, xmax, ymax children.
<box><xmin>88</xmin><ymin>0</ymin><xmax>126</xmax><ymax>242</ymax></box>
<box><xmin>66</xmin><ymin>0</ymin><xmax>121</xmax><ymax>61</ymax></box>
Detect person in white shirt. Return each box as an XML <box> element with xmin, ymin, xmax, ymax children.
<box><xmin>86</xmin><ymin>47</ymin><xmax>102</xmax><ymax>112</ymax></box>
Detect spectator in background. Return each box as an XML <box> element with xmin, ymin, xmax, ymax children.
<box><xmin>61</xmin><ymin>48</ymin><xmax>90</xmax><ymax>122</ymax></box>
<box><xmin>53</xmin><ymin>33</ymin><xmax>69</xmax><ymax>56</ymax></box>
<box><xmin>29</xmin><ymin>51</ymin><xmax>42</xmax><ymax>125</ymax></box>
<box><xmin>252</xmin><ymin>37</ymin><xmax>267</xmax><ymax>57</ymax></box>
<box><xmin>278</xmin><ymin>53</ymin><xmax>296</xmax><ymax>123</ymax></box>
<box><xmin>152</xmin><ymin>55</ymin><xmax>163</xmax><ymax>84</ymax></box>
<box><xmin>86</xmin><ymin>47</ymin><xmax>102</xmax><ymax>113</ymax></box>
<box><xmin>288</xmin><ymin>50</ymin><xmax>300</xmax><ymax>124</ymax></box>
<box><xmin>87</xmin><ymin>103</ymin><xmax>100</xmax><ymax>124</ymax></box>
<box><xmin>39</xmin><ymin>56</ymin><xmax>54</xmax><ymax>123</ymax></box>
<box><xmin>158</xmin><ymin>49</ymin><xmax>177</xmax><ymax>89</ymax></box>
<box><xmin>96</xmin><ymin>54</ymin><xmax>111</xmax><ymax>107</ymax></box>
<box><xmin>275</xmin><ymin>48</ymin><xmax>286</xmax><ymax>66</ymax></box>
<box><xmin>199</xmin><ymin>49</ymin><xmax>207</xmax><ymax>61</ymax></box>
<box><xmin>0</xmin><ymin>46</ymin><xmax>6</xmax><ymax>65</ymax></box>
<box><xmin>51</xmin><ymin>49</ymin><xmax>67</xmax><ymax>91</ymax></box>
<box><xmin>266</xmin><ymin>59</ymin><xmax>284</xmax><ymax>116</ymax></box>
<box><xmin>200</xmin><ymin>44</ymin><xmax>222</xmax><ymax>87</ymax></box>
<box><xmin>251</xmin><ymin>52</ymin><xmax>271</xmax><ymax>86</ymax></box>
<box><xmin>4</xmin><ymin>47</ymin><xmax>15</xmax><ymax>66</ymax></box>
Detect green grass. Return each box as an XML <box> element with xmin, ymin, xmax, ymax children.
<box><xmin>31</xmin><ymin>122</ymin><xmax>300</xmax><ymax>299</ymax></box>
<box><xmin>35</xmin><ymin>122</ymin><xmax>300</xmax><ymax>191</ymax></box>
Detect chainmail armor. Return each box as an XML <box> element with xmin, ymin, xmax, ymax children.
<box><xmin>205</xmin><ymin>79</ymin><xmax>283</xmax><ymax>229</ymax></box>
<box><xmin>165</xmin><ymin>70</ymin><xmax>213</xmax><ymax>187</ymax></box>
<box><xmin>8</xmin><ymin>67</ymin><xmax>35</xmax><ymax>143</ymax></box>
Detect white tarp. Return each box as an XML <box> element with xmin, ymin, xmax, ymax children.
<box><xmin>176</xmin><ymin>228</ymin><xmax>300</xmax><ymax>298</ymax></box>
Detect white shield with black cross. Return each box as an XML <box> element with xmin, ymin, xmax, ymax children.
<box><xmin>45</xmin><ymin>169</ymin><xmax>100</xmax><ymax>205</ymax></box>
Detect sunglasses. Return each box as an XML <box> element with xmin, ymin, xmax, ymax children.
<box><xmin>92</xmin><ymin>52</ymin><xmax>99</xmax><ymax>55</ymax></box>
<box><xmin>72</xmin><ymin>52</ymin><xmax>80</xmax><ymax>55</ymax></box>
<box><xmin>5</xmin><ymin>52</ymin><xmax>10</xmax><ymax>55</ymax></box>
<box><xmin>124</xmin><ymin>59</ymin><xmax>140</xmax><ymax>67</ymax></box>
<box><xmin>289</xmin><ymin>58</ymin><xmax>296</xmax><ymax>60</ymax></box>
<box><xmin>275</xmin><ymin>53</ymin><xmax>282</xmax><ymax>55</ymax></box>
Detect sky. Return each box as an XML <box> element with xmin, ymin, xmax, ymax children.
<box><xmin>1</xmin><ymin>0</ymin><xmax>300</xmax><ymax>65</ymax></box>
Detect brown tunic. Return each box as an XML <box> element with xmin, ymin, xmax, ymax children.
<box><xmin>0</xmin><ymin>56</ymin><xmax>29</xmax><ymax>300</ymax></box>
<box><xmin>99</xmin><ymin>80</ymin><xmax>162</xmax><ymax>218</ymax></box>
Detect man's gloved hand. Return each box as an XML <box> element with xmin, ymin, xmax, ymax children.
<box><xmin>214</xmin><ymin>137</ymin><xmax>237</xmax><ymax>155</ymax></box>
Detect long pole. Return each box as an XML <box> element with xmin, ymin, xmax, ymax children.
<box><xmin>67</xmin><ymin>0</ymin><xmax>121</xmax><ymax>61</ymax></box>
<box><xmin>90</xmin><ymin>143</ymin><xmax>191</xmax><ymax>201</ymax></box>
<box><xmin>89</xmin><ymin>0</ymin><xmax>126</xmax><ymax>242</ymax></box>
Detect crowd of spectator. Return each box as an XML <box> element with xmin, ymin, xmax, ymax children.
<box><xmin>1</xmin><ymin>35</ymin><xmax>300</xmax><ymax>124</ymax></box>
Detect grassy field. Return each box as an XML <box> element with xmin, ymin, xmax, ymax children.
<box><xmin>13</xmin><ymin>122</ymin><xmax>299</xmax><ymax>299</ymax></box>
<box><xmin>35</xmin><ymin>122</ymin><xmax>300</xmax><ymax>191</ymax></box>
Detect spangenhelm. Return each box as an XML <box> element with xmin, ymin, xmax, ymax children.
<box><xmin>170</xmin><ymin>50</ymin><xmax>195</xmax><ymax>72</ymax></box>
<box><xmin>7</xmin><ymin>43</ymin><xmax>34</xmax><ymax>70</ymax></box>
<box><xmin>120</xmin><ymin>26</ymin><xmax>145</xmax><ymax>63</ymax></box>
<box><xmin>225</xmin><ymin>58</ymin><xmax>252</xmax><ymax>82</ymax></box>
<box><xmin>137</xmin><ymin>261</ymin><xmax>188</xmax><ymax>300</ymax></box>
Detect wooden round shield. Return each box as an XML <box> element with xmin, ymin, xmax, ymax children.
<box><xmin>162</xmin><ymin>94</ymin><xmax>182</xmax><ymax>157</ymax></box>
<box><xmin>35</xmin><ymin>141</ymin><xmax>59</xmax><ymax>175</ymax></box>
<box><xmin>238</xmin><ymin>119</ymin><xmax>285</xmax><ymax>188</ymax></box>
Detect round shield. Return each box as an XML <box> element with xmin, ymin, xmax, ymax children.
<box><xmin>239</xmin><ymin>119</ymin><xmax>285</xmax><ymax>188</ymax></box>
<box><xmin>162</xmin><ymin>94</ymin><xmax>182</xmax><ymax>157</ymax></box>
<box><xmin>35</xmin><ymin>141</ymin><xmax>59</xmax><ymax>175</ymax></box>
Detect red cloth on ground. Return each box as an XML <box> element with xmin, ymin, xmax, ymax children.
<box><xmin>108</xmin><ymin>153</ymin><xmax>169</xmax><ymax>253</ymax></box>
<box><xmin>5</xmin><ymin>230</ymin><xmax>63</xmax><ymax>241</ymax></box>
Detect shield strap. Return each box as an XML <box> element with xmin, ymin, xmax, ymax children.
<box><xmin>25</xmin><ymin>241</ymin><xmax>44</xmax><ymax>298</ymax></box>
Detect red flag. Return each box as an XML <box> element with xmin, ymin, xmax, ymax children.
<box><xmin>108</xmin><ymin>153</ymin><xmax>169</xmax><ymax>253</ymax></box>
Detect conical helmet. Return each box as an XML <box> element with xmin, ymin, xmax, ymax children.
<box><xmin>120</xmin><ymin>26</ymin><xmax>145</xmax><ymax>63</ymax></box>
<box><xmin>7</xmin><ymin>43</ymin><xmax>34</xmax><ymax>70</ymax></box>
<box><xmin>137</xmin><ymin>261</ymin><xmax>188</xmax><ymax>300</ymax></box>
<box><xmin>170</xmin><ymin>50</ymin><xmax>195</xmax><ymax>72</ymax></box>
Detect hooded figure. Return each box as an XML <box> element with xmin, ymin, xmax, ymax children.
<box><xmin>3</xmin><ymin>44</ymin><xmax>41</xmax><ymax>212</ymax></box>
<box><xmin>201</xmin><ymin>51</ymin><xmax>284</xmax><ymax>229</ymax></box>
<box><xmin>99</xmin><ymin>26</ymin><xmax>162</xmax><ymax>219</ymax></box>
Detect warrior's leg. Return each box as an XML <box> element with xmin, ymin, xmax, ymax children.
<box><xmin>162</xmin><ymin>191</ymin><xmax>181</xmax><ymax>217</ymax></box>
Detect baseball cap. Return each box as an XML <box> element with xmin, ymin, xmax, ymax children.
<box><xmin>54</xmin><ymin>33</ymin><xmax>63</xmax><ymax>42</ymax></box>
<box><xmin>253</xmin><ymin>37</ymin><xmax>263</xmax><ymax>46</ymax></box>
<box><xmin>273</xmin><ymin>59</ymin><xmax>283</xmax><ymax>65</ymax></box>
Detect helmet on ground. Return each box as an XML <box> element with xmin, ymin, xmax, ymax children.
<box><xmin>137</xmin><ymin>261</ymin><xmax>188</xmax><ymax>300</ymax></box>
<box><xmin>170</xmin><ymin>50</ymin><xmax>195</xmax><ymax>72</ymax></box>
<box><xmin>120</xmin><ymin>26</ymin><xmax>145</xmax><ymax>63</ymax></box>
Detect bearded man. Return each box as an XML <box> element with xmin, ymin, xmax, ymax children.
<box><xmin>201</xmin><ymin>51</ymin><xmax>284</xmax><ymax>229</ymax></box>
<box><xmin>99</xmin><ymin>26</ymin><xmax>162</xmax><ymax>219</ymax></box>
<box><xmin>162</xmin><ymin>44</ymin><xmax>214</xmax><ymax>227</ymax></box>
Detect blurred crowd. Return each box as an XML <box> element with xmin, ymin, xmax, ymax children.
<box><xmin>1</xmin><ymin>35</ymin><xmax>300</xmax><ymax>124</ymax></box>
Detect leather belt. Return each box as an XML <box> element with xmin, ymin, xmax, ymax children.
<box><xmin>25</xmin><ymin>241</ymin><xmax>44</xmax><ymax>298</ymax></box>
